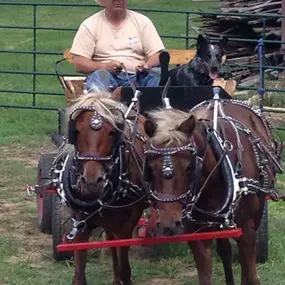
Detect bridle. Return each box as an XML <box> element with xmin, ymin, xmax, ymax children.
<box><xmin>69</xmin><ymin>105</ymin><xmax>125</xmax><ymax>163</ymax></box>
<box><xmin>144</xmin><ymin>139</ymin><xmax>204</xmax><ymax>204</ymax></box>
<box><xmin>67</xmin><ymin>105</ymin><xmax>127</xmax><ymax>200</ymax></box>
<box><xmin>64</xmin><ymin>103</ymin><xmax>151</xmax><ymax>215</ymax></box>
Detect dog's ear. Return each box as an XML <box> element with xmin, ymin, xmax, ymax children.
<box><xmin>219</xmin><ymin>36</ymin><xmax>228</xmax><ymax>50</ymax></box>
<box><xmin>196</xmin><ymin>34</ymin><xmax>209</xmax><ymax>58</ymax></box>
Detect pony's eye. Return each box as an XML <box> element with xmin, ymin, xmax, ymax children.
<box><xmin>186</xmin><ymin>164</ymin><xmax>192</xmax><ymax>173</ymax></box>
<box><xmin>109</xmin><ymin>130</ymin><xmax>116</xmax><ymax>136</ymax></box>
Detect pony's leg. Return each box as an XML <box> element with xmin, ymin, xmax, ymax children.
<box><xmin>188</xmin><ymin>240</ymin><xmax>213</xmax><ymax>285</ymax></box>
<box><xmin>115</xmin><ymin>210</ymin><xmax>143</xmax><ymax>285</ymax></box>
<box><xmin>116</xmin><ymin>231</ymin><xmax>133</xmax><ymax>285</ymax></box>
<box><xmin>216</xmin><ymin>238</ymin><xmax>235</xmax><ymax>285</ymax></box>
<box><xmin>105</xmin><ymin>231</ymin><xmax>121</xmax><ymax>285</ymax></box>
<box><xmin>237</xmin><ymin>219</ymin><xmax>261</xmax><ymax>285</ymax></box>
<box><xmin>72</xmin><ymin>228</ymin><xmax>92</xmax><ymax>285</ymax></box>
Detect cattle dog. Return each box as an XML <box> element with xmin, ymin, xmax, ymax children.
<box><xmin>168</xmin><ymin>34</ymin><xmax>228</xmax><ymax>86</ymax></box>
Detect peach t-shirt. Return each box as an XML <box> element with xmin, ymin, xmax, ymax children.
<box><xmin>70</xmin><ymin>10</ymin><xmax>165</xmax><ymax>74</ymax></box>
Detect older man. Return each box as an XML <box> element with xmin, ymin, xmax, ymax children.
<box><xmin>70</xmin><ymin>0</ymin><xmax>165</xmax><ymax>91</ymax></box>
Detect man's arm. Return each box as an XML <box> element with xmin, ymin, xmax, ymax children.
<box><xmin>70</xmin><ymin>23</ymin><xmax>122</xmax><ymax>75</ymax></box>
<box><xmin>145</xmin><ymin>51</ymin><xmax>161</xmax><ymax>68</ymax></box>
<box><xmin>73</xmin><ymin>55</ymin><xmax>123</xmax><ymax>75</ymax></box>
<box><xmin>73</xmin><ymin>55</ymin><xmax>106</xmax><ymax>74</ymax></box>
<box><xmin>136</xmin><ymin>19</ymin><xmax>165</xmax><ymax>72</ymax></box>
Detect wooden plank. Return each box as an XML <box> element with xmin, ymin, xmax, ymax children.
<box><xmin>64</xmin><ymin>49</ymin><xmax>199</xmax><ymax>65</ymax></box>
<box><xmin>168</xmin><ymin>49</ymin><xmax>197</xmax><ymax>65</ymax></box>
<box><xmin>64</xmin><ymin>48</ymin><xmax>227</xmax><ymax>67</ymax></box>
<box><xmin>168</xmin><ymin>49</ymin><xmax>227</xmax><ymax>65</ymax></box>
<box><xmin>213</xmin><ymin>79</ymin><xmax>237</xmax><ymax>96</ymax></box>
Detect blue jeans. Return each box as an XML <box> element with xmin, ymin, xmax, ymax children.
<box><xmin>86</xmin><ymin>69</ymin><xmax>161</xmax><ymax>92</ymax></box>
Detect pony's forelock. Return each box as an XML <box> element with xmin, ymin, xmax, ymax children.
<box><xmin>65</xmin><ymin>90</ymin><xmax>127</xmax><ymax>131</ymax></box>
<box><xmin>147</xmin><ymin>108</ymin><xmax>191</xmax><ymax>146</ymax></box>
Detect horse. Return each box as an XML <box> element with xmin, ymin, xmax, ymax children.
<box><xmin>63</xmin><ymin>90</ymin><xmax>148</xmax><ymax>285</ymax></box>
<box><xmin>142</xmin><ymin>98</ymin><xmax>283</xmax><ymax>285</ymax></box>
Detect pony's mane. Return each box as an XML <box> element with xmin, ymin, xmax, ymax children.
<box><xmin>147</xmin><ymin>108</ymin><xmax>191</xmax><ymax>146</ymax></box>
<box><xmin>66</xmin><ymin>90</ymin><xmax>128</xmax><ymax>129</ymax></box>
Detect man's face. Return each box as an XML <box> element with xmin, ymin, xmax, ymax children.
<box><xmin>106</xmin><ymin>0</ymin><xmax>127</xmax><ymax>11</ymax></box>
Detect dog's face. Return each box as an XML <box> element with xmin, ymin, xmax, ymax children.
<box><xmin>195</xmin><ymin>34</ymin><xmax>227</xmax><ymax>80</ymax></box>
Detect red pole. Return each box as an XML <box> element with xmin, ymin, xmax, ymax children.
<box><xmin>57</xmin><ymin>228</ymin><xmax>242</xmax><ymax>252</ymax></box>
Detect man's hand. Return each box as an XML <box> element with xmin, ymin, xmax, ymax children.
<box><xmin>136</xmin><ymin>62</ymin><xmax>152</xmax><ymax>73</ymax></box>
<box><xmin>105</xmin><ymin>61</ymin><xmax>123</xmax><ymax>74</ymax></box>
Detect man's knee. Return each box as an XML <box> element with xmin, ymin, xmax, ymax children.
<box><xmin>143</xmin><ymin>74</ymin><xmax>160</xmax><ymax>87</ymax></box>
<box><xmin>86</xmin><ymin>69</ymin><xmax>117</xmax><ymax>92</ymax></box>
<box><xmin>139</xmin><ymin>68</ymin><xmax>161</xmax><ymax>87</ymax></box>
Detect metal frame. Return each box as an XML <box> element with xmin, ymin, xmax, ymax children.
<box><xmin>1</xmin><ymin>2</ymin><xmax>285</xmax><ymax>111</ymax></box>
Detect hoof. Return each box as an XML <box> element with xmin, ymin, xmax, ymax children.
<box><xmin>112</xmin><ymin>280</ymin><xmax>132</xmax><ymax>285</ymax></box>
<box><xmin>72</xmin><ymin>278</ymin><xmax>87</xmax><ymax>285</ymax></box>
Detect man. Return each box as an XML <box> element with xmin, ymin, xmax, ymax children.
<box><xmin>70</xmin><ymin>0</ymin><xmax>165</xmax><ymax>91</ymax></box>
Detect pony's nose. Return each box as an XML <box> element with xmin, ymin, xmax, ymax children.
<box><xmin>96</xmin><ymin>176</ymin><xmax>104</xmax><ymax>184</ymax></box>
<box><xmin>80</xmin><ymin>176</ymin><xmax>104</xmax><ymax>185</ymax></box>
<box><xmin>175</xmin><ymin>220</ymin><xmax>183</xmax><ymax>228</ymax></box>
<box><xmin>80</xmin><ymin>176</ymin><xmax>87</xmax><ymax>185</ymax></box>
<box><xmin>158</xmin><ymin>220</ymin><xmax>184</xmax><ymax>236</ymax></box>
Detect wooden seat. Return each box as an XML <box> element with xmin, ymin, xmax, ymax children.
<box><xmin>168</xmin><ymin>49</ymin><xmax>227</xmax><ymax>65</ymax></box>
<box><xmin>63</xmin><ymin>48</ymin><xmax>226</xmax><ymax>66</ymax></box>
<box><xmin>213</xmin><ymin>78</ymin><xmax>237</xmax><ymax>97</ymax></box>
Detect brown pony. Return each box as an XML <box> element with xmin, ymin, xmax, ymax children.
<box><xmin>64</xmin><ymin>90</ymin><xmax>148</xmax><ymax>285</ymax></box>
<box><xmin>143</xmin><ymin>99</ymin><xmax>283</xmax><ymax>285</ymax></box>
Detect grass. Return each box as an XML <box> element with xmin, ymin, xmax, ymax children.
<box><xmin>1</xmin><ymin>1</ymin><xmax>285</xmax><ymax>285</ymax></box>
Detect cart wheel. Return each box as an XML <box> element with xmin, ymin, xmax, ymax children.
<box><xmin>52</xmin><ymin>194</ymin><xmax>73</xmax><ymax>261</ymax></box>
<box><xmin>256</xmin><ymin>200</ymin><xmax>269</xmax><ymax>263</ymax></box>
<box><xmin>37</xmin><ymin>153</ymin><xmax>57</xmax><ymax>234</ymax></box>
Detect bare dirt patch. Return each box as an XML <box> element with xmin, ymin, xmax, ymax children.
<box><xmin>0</xmin><ymin>139</ymin><xmax>57</xmax><ymax>166</ymax></box>
<box><xmin>0</xmin><ymin>200</ymin><xmax>19</xmax><ymax>219</ymax></box>
<box><xmin>144</xmin><ymin>279</ymin><xmax>179</xmax><ymax>285</ymax></box>
<box><xmin>4</xmin><ymin>211</ymin><xmax>53</xmax><ymax>266</ymax></box>
<box><xmin>265</xmin><ymin>112</ymin><xmax>285</xmax><ymax>128</ymax></box>
<box><xmin>0</xmin><ymin>197</ymin><xmax>53</xmax><ymax>265</ymax></box>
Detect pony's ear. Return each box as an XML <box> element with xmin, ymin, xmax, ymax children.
<box><xmin>144</xmin><ymin>119</ymin><xmax>157</xmax><ymax>138</ymax></box>
<box><xmin>177</xmin><ymin>115</ymin><xmax>196</xmax><ymax>135</ymax></box>
<box><xmin>111</xmin><ymin>86</ymin><xmax>123</xmax><ymax>100</ymax></box>
<box><xmin>196</xmin><ymin>34</ymin><xmax>209</xmax><ymax>58</ymax></box>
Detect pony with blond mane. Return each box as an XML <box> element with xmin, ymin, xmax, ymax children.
<box><xmin>143</xmin><ymin>101</ymin><xmax>282</xmax><ymax>285</ymax></box>
<box><xmin>62</xmin><ymin>90</ymin><xmax>148</xmax><ymax>285</ymax></box>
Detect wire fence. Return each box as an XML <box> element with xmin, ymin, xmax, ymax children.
<box><xmin>1</xmin><ymin>1</ymin><xmax>285</xmax><ymax>111</ymax></box>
